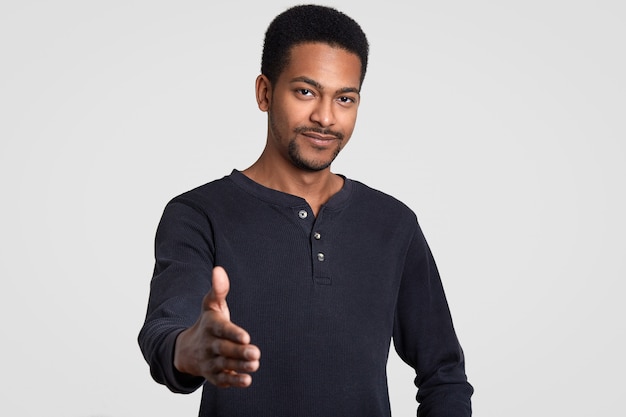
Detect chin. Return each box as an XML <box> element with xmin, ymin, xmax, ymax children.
<box><xmin>291</xmin><ymin>158</ymin><xmax>333</xmax><ymax>172</ymax></box>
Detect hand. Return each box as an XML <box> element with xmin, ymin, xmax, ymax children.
<box><xmin>173</xmin><ymin>266</ymin><xmax>261</xmax><ymax>387</ymax></box>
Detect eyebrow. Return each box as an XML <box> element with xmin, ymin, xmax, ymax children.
<box><xmin>290</xmin><ymin>76</ymin><xmax>360</xmax><ymax>95</ymax></box>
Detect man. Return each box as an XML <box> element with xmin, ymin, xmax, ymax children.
<box><xmin>139</xmin><ymin>4</ymin><xmax>473</xmax><ymax>416</ymax></box>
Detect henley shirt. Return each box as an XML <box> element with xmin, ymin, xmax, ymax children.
<box><xmin>138</xmin><ymin>170</ymin><xmax>473</xmax><ymax>416</ymax></box>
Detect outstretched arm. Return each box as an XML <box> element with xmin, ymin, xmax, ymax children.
<box><xmin>174</xmin><ymin>266</ymin><xmax>261</xmax><ymax>388</ymax></box>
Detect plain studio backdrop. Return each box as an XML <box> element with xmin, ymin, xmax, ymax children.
<box><xmin>1</xmin><ymin>1</ymin><xmax>624</xmax><ymax>416</ymax></box>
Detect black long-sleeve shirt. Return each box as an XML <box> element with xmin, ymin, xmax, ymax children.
<box><xmin>138</xmin><ymin>170</ymin><xmax>473</xmax><ymax>416</ymax></box>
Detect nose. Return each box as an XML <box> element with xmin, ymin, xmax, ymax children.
<box><xmin>310</xmin><ymin>98</ymin><xmax>335</xmax><ymax>127</ymax></box>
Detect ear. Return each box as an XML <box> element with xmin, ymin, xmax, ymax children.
<box><xmin>255</xmin><ymin>74</ymin><xmax>272</xmax><ymax>112</ymax></box>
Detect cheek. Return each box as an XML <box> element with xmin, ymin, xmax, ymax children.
<box><xmin>269</xmin><ymin>105</ymin><xmax>291</xmax><ymax>134</ymax></box>
<box><xmin>273</xmin><ymin>100</ymin><xmax>310</xmax><ymax>128</ymax></box>
<box><xmin>340</xmin><ymin>110</ymin><xmax>358</xmax><ymax>135</ymax></box>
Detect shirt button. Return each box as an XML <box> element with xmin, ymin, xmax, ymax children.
<box><xmin>313</xmin><ymin>232</ymin><xmax>321</xmax><ymax>240</ymax></box>
<box><xmin>317</xmin><ymin>252</ymin><xmax>325</xmax><ymax>262</ymax></box>
<box><xmin>298</xmin><ymin>210</ymin><xmax>308</xmax><ymax>219</ymax></box>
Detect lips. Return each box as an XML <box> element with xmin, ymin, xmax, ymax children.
<box><xmin>300</xmin><ymin>133</ymin><xmax>341</xmax><ymax>149</ymax></box>
<box><xmin>302</xmin><ymin>132</ymin><xmax>339</xmax><ymax>141</ymax></box>
<box><xmin>294</xmin><ymin>126</ymin><xmax>344</xmax><ymax>141</ymax></box>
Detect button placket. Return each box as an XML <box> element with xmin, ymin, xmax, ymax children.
<box><xmin>311</xmin><ymin>222</ymin><xmax>331</xmax><ymax>285</ymax></box>
<box><xmin>311</xmin><ymin>229</ymin><xmax>324</xmax><ymax>262</ymax></box>
<box><xmin>292</xmin><ymin>206</ymin><xmax>314</xmax><ymax>236</ymax></box>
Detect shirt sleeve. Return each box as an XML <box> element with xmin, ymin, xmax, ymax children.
<box><xmin>392</xmin><ymin>222</ymin><xmax>473</xmax><ymax>417</ymax></box>
<box><xmin>137</xmin><ymin>198</ymin><xmax>214</xmax><ymax>393</ymax></box>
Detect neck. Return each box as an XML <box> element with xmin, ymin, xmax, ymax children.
<box><xmin>242</xmin><ymin>152</ymin><xmax>343</xmax><ymax>216</ymax></box>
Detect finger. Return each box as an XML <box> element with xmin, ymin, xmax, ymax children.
<box><xmin>210</xmin><ymin>337</ymin><xmax>260</xmax><ymax>360</ymax></box>
<box><xmin>213</xmin><ymin>371</ymin><xmax>253</xmax><ymax>388</ymax></box>
<box><xmin>207</xmin><ymin>311</ymin><xmax>252</xmax><ymax>344</ymax></box>
<box><xmin>212</xmin><ymin>356</ymin><xmax>260</xmax><ymax>374</ymax></box>
<box><xmin>203</xmin><ymin>266</ymin><xmax>230</xmax><ymax>314</ymax></box>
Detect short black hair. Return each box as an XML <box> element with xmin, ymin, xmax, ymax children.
<box><xmin>261</xmin><ymin>4</ymin><xmax>369</xmax><ymax>87</ymax></box>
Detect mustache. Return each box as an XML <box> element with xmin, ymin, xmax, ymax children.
<box><xmin>294</xmin><ymin>126</ymin><xmax>344</xmax><ymax>140</ymax></box>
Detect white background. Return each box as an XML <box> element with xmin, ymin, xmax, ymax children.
<box><xmin>1</xmin><ymin>1</ymin><xmax>624</xmax><ymax>416</ymax></box>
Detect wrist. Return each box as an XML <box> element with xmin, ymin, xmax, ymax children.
<box><xmin>173</xmin><ymin>328</ymin><xmax>194</xmax><ymax>376</ymax></box>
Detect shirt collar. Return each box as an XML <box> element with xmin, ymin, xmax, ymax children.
<box><xmin>228</xmin><ymin>169</ymin><xmax>353</xmax><ymax>211</ymax></box>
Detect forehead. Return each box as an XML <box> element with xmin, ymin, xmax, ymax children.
<box><xmin>281</xmin><ymin>42</ymin><xmax>362</xmax><ymax>89</ymax></box>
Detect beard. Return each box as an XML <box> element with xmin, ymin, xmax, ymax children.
<box><xmin>287</xmin><ymin>138</ymin><xmax>342</xmax><ymax>172</ymax></box>
<box><xmin>269</xmin><ymin>112</ymin><xmax>345</xmax><ymax>172</ymax></box>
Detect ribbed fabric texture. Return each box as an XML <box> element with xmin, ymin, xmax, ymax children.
<box><xmin>138</xmin><ymin>170</ymin><xmax>473</xmax><ymax>416</ymax></box>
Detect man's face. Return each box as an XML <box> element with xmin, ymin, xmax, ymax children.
<box><xmin>262</xmin><ymin>42</ymin><xmax>362</xmax><ymax>172</ymax></box>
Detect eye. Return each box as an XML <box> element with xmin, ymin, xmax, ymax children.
<box><xmin>338</xmin><ymin>96</ymin><xmax>356</xmax><ymax>104</ymax></box>
<box><xmin>297</xmin><ymin>88</ymin><xmax>314</xmax><ymax>97</ymax></box>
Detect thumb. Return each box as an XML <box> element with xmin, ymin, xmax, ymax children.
<box><xmin>204</xmin><ymin>266</ymin><xmax>231</xmax><ymax>314</ymax></box>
